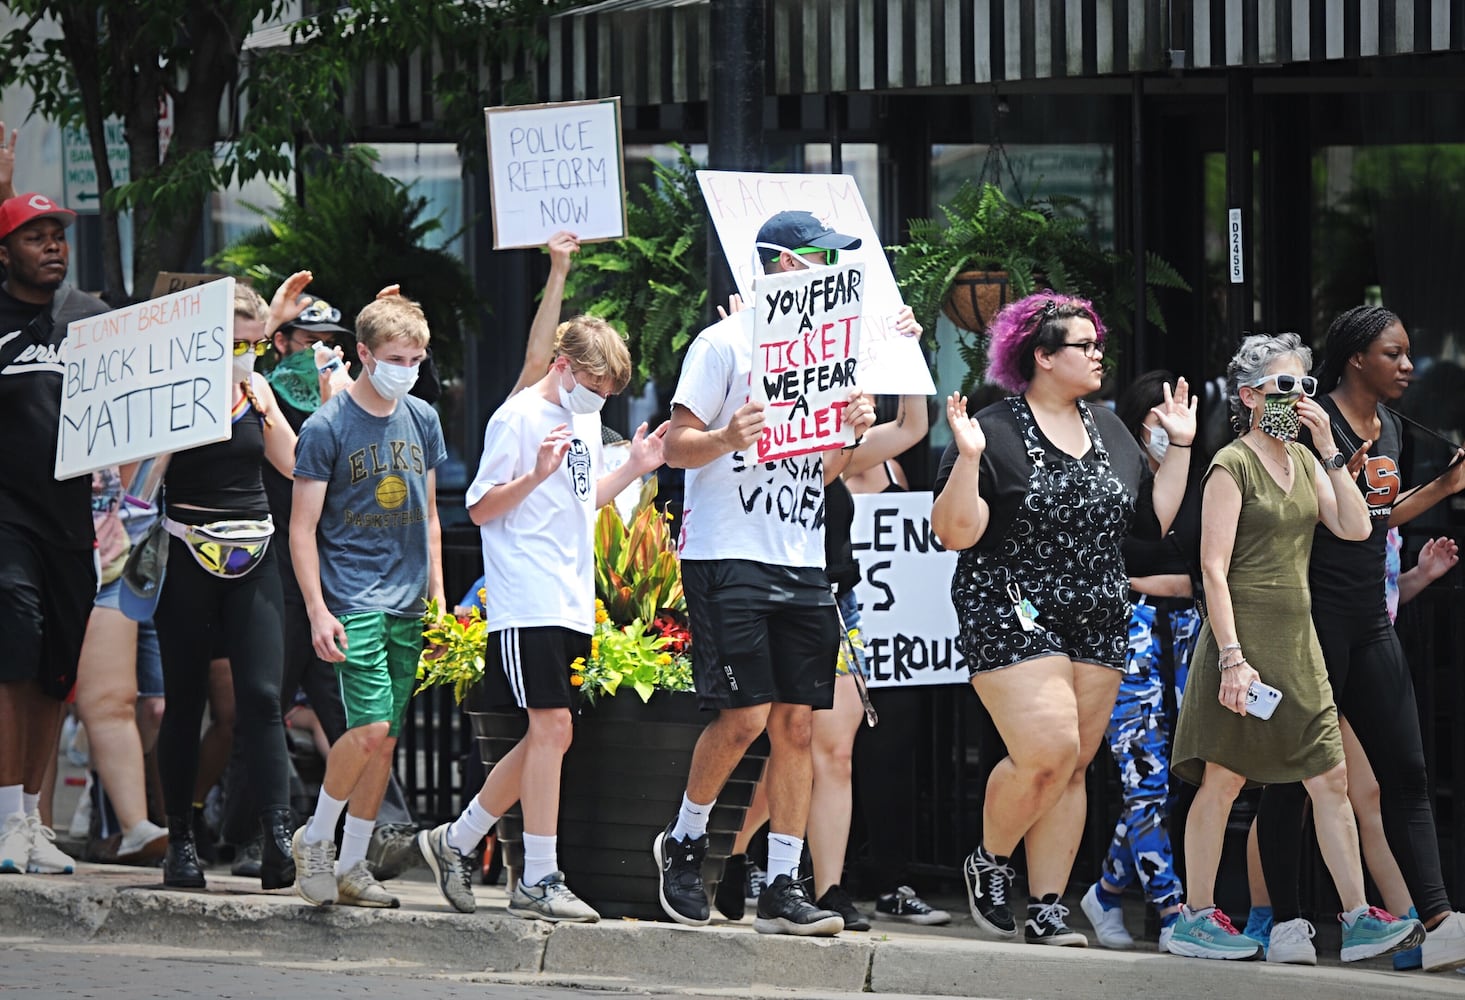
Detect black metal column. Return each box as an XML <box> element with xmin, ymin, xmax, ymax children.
<box><xmin>707</xmin><ymin>0</ymin><xmax>765</xmax><ymax>315</ymax></box>
<box><xmin>1224</xmin><ymin>71</ymin><xmax>1254</xmax><ymax>347</ymax></box>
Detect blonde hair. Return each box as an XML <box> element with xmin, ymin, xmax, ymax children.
<box><xmin>234</xmin><ymin>284</ymin><xmax>269</xmax><ymax>322</ymax></box>
<box><xmin>553</xmin><ymin>315</ymin><xmax>631</xmax><ymax>393</ymax></box>
<box><xmin>355</xmin><ymin>296</ymin><xmax>430</xmax><ymax>351</ymax></box>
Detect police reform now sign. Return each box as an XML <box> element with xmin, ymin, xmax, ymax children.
<box><xmin>485</xmin><ymin>98</ymin><xmax>626</xmax><ymax>249</ymax></box>
<box><xmin>55</xmin><ymin>279</ymin><xmax>236</xmax><ymax>479</ymax></box>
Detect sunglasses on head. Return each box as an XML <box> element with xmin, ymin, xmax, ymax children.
<box><xmin>1249</xmin><ymin>373</ymin><xmax>1317</xmax><ymax>396</ymax></box>
<box><xmin>297</xmin><ymin>300</ymin><xmax>342</xmax><ymax>324</ymax></box>
<box><xmin>232</xmin><ymin>340</ymin><xmax>268</xmax><ymax>357</ymax></box>
<box><xmin>793</xmin><ymin>247</ymin><xmax>839</xmax><ymax>265</ymax></box>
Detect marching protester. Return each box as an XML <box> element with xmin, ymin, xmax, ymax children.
<box><xmin>151</xmin><ymin>284</ymin><xmax>298</xmax><ymax>890</ymax></box>
<box><xmin>652</xmin><ymin>210</ymin><xmax>876</xmax><ymax>936</ymax></box>
<box><xmin>0</xmin><ymin>192</ymin><xmax>108</xmax><ymax>875</ymax></box>
<box><xmin>1168</xmin><ymin>333</ymin><xmax>1423</xmax><ymax>964</ymax></box>
<box><xmin>288</xmin><ymin>294</ymin><xmax>448</xmax><ymax>908</ymax></box>
<box><xmin>931</xmin><ymin>294</ymin><xmax>1195</xmax><ymax>947</ymax></box>
<box><xmin>419</xmin><ymin>314</ymin><xmax>666</xmax><ymax>921</ymax></box>
<box><xmin>1254</xmin><ymin>307</ymin><xmax>1465</xmax><ymax>970</ymax></box>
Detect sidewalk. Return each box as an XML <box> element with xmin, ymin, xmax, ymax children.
<box><xmin>0</xmin><ymin>863</ymin><xmax>1457</xmax><ymax>999</ymax></box>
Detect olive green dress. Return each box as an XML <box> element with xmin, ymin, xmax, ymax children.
<box><xmin>1172</xmin><ymin>440</ymin><xmax>1343</xmax><ymax>788</ymax></box>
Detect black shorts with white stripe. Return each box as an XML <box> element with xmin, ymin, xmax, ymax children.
<box><xmin>480</xmin><ymin>626</ymin><xmax>590</xmax><ymax>710</ymax></box>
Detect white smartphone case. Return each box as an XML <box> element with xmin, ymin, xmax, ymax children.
<box><xmin>1247</xmin><ymin>680</ymin><xmax>1283</xmax><ymax>720</ymax></box>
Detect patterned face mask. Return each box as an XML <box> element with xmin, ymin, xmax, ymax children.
<box><xmin>1258</xmin><ymin>391</ymin><xmax>1302</xmax><ymax>441</ymax></box>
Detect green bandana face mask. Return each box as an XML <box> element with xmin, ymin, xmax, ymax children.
<box><xmin>1258</xmin><ymin>391</ymin><xmax>1302</xmax><ymax>442</ymax></box>
<box><xmin>267</xmin><ymin>347</ymin><xmax>323</xmax><ymax>414</ymax></box>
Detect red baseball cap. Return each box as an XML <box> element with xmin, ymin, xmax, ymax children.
<box><xmin>0</xmin><ymin>192</ymin><xmax>77</xmax><ymax>242</ymax></box>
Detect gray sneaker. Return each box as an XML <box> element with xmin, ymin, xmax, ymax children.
<box><xmin>291</xmin><ymin>826</ymin><xmax>338</xmax><ymax>905</ymax></box>
<box><xmin>416</xmin><ymin>823</ymin><xmax>476</xmax><ymax>913</ymax></box>
<box><xmin>508</xmin><ymin>871</ymin><xmax>600</xmax><ymax>923</ymax></box>
<box><xmin>336</xmin><ymin>859</ymin><xmax>400</xmax><ymax>908</ymax></box>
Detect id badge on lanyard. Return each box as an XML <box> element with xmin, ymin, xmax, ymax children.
<box><xmin>1006</xmin><ymin>582</ymin><xmax>1042</xmax><ymax>632</ymax></box>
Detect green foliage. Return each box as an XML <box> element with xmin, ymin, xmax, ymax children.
<box><xmin>593</xmin><ymin>477</ymin><xmax>685</xmax><ymax>626</ymax></box>
<box><xmin>207</xmin><ymin>149</ymin><xmax>478</xmax><ymax>377</ymax></box>
<box><xmin>563</xmin><ymin>145</ymin><xmax>709</xmax><ymax>393</ymax></box>
<box><xmin>572</xmin><ymin>614</ymin><xmax>693</xmax><ymax>705</ymax></box>
<box><xmin>890</xmin><ymin>182</ymin><xmax>1190</xmax><ymax>391</ymax></box>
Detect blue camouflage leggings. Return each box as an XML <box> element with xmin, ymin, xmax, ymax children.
<box><xmin>1099</xmin><ymin>600</ymin><xmax>1200</xmax><ymax>910</ymax></box>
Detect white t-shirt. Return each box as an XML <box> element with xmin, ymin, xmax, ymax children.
<box><xmin>467</xmin><ymin>388</ymin><xmax>602</xmax><ymax>633</ymax></box>
<box><xmin>672</xmin><ymin>312</ymin><xmax>826</xmax><ymax>568</ymax></box>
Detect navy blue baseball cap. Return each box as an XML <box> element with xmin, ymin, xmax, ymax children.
<box><xmin>755</xmin><ymin>211</ymin><xmax>861</xmax><ymax>264</ymax></box>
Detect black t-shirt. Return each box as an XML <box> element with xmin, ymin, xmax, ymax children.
<box><xmin>0</xmin><ymin>287</ymin><xmax>94</xmax><ymax>549</ymax></box>
<box><xmin>823</xmin><ymin>476</ymin><xmax>860</xmax><ymax>594</ymax></box>
<box><xmin>932</xmin><ymin>398</ymin><xmax>1159</xmax><ymax>551</ymax></box>
<box><xmin>1302</xmin><ymin>394</ymin><xmax>1402</xmax><ymax>613</ymax></box>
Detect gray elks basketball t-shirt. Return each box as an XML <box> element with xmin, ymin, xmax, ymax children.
<box><xmin>294</xmin><ymin>391</ymin><xmax>447</xmax><ymax>618</ymax></box>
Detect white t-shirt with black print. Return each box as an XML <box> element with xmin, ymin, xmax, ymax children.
<box><xmin>468</xmin><ymin>388</ymin><xmax>601</xmax><ymax>634</ymax></box>
<box><xmin>672</xmin><ymin>311</ymin><xmax>826</xmax><ymax>568</ymax></box>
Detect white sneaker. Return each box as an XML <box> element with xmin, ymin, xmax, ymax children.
<box><xmin>1158</xmin><ymin>925</ymin><xmax>1174</xmax><ymax>953</ymax></box>
<box><xmin>68</xmin><ymin>774</ymin><xmax>93</xmax><ymax>839</ymax></box>
<box><xmin>335</xmin><ymin>860</ymin><xmax>400</xmax><ymax>908</ymax></box>
<box><xmin>1079</xmin><ymin>883</ymin><xmax>1134</xmax><ymax>949</ymax></box>
<box><xmin>0</xmin><ymin>812</ymin><xmax>29</xmax><ymax>873</ymax></box>
<box><xmin>508</xmin><ymin>871</ymin><xmax>600</xmax><ymax>923</ymax></box>
<box><xmin>26</xmin><ymin>814</ymin><xmax>75</xmax><ymax>874</ymax></box>
<box><xmin>116</xmin><ymin>820</ymin><xmax>168</xmax><ymax>863</ymax></box>
<box><xmin>291</xmin><ymin>826</ymin><xmax>338</xmax><ymax>906</ymax></box>
<box><xmin>1423</xmin><ymin>911</ymin><xmax>1465</xmax><ymax>973</ymax></box>
<box><xmin>1266</xmin><ymin>918</ymin><xmax>1317</xmax><ymax>965</ymax></box>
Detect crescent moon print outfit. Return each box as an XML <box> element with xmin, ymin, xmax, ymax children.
<box><xmin>933</xmin><ymin>397</ymin><xmax>1157</xmax><ymax>674</ymax></box>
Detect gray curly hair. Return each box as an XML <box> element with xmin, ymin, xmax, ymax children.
<box><xmin>1226</xmin><ymin>333</ymin><xmax>1313</xmax><ymax>434</ymax></box>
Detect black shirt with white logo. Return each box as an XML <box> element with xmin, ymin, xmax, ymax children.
<box><xmin>0</xmin><ymin>286</ymin><xmax>96</xmax><ymax>549</ymax></box>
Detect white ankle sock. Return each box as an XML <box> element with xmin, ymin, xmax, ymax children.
<box><xmin>336</xmin><ymin>814</ymin><xmax>374</xmax><ymax>872</ymax></box>
<box><xmin>21</xmin><ymin>791</ymin><xmax>39</xmax><ymax>818</ymax></box>
<box><xmin>670</xmin><ymin>793</ymin><xmax>714</xmax><ymax>842</ymax></box>
<box><xmin>446</xmin><ymin>797</ymin><xmax>498</xmax><ymax>855</ymax></box>
<box><xmin>305</xmin><ymin>790</ymin><xmax>347</xmax><ymax>844</ymax></box>
<box><xmin>767</xmin><ymin>833</ymin><xmax>803</xmax><ymax>882</ymax></box>
<box><xmin>0</xmin><ymin>785</ymin><xmax>22</xmax><ymax>819</ymax></box>
<box><xmin>521</xmin><ymin>832</ymin><xmax>557</xmax><ymax>886</ymax></box>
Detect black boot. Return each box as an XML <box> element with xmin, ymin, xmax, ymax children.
<box><xmin>163</xmin><ymin>815</ymin><xmax>206</xmax><ymax>888</ymax></box>
<box><xmin>258</xmin><ymin>809</ymin><xmax>296</xmax><ymax>890</ymax></box>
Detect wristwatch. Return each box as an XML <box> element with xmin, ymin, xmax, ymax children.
<box><xmin>1321</xmin><ymin>451</ymin><xmax>1347</xmax><ymax>471</ymax></box>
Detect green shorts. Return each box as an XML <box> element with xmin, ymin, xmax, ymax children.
<box><xmin>337</xmin><ymin>612</ymin><xmax>422</xmax><ymax>737</ymax></box>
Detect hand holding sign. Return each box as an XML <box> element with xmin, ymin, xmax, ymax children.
<box><xmin>720</xmin><ymin>400</ymin><xmax>767</xmax><ymax>452</ymax></box>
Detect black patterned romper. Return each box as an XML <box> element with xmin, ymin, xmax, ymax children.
<box><xmin>951</xmin><ymin>397</ymin><xmax>1136</xmax><ymax>675</ymax></box>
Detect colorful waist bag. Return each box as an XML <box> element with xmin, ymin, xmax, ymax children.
<box><xmin>163</xmin><ymin>516</ymin><xmax>274</xmax><ymax>578</ymax></box>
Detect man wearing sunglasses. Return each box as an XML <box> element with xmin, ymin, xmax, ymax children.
<box><xmin>0</xmin><ymin>193</ymin><xmax>109</xmax><ymax>877</ymax></box>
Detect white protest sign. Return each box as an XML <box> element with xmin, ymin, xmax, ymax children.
<box><xmin>55</xmin><ymin>279</ymin><xmax>235</xmax><ymax>479</ymax></box>
<box><xmin>485</xmin><ymin>98</ymin><xmax>626</xmax><ymax>249</ymax></box>
<box><xmin>697</xmin><ymin>169</ymin><xmax>935</xmax><ymax>396</ymax></box>
<box><xmin>750</xmin><ymin>263</ymin><xmax>863</xmax><ymax>462</ymax></box>
<box><xmin>850</xmin><ymin>492</ymin><xmax>967</xmax><ymax>688</ymax></box>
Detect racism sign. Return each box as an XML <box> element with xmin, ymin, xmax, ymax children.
<box><xmin>55</xmin><ymin>279</ymin><xmax>235</xmax><ymax>479</ymax></box>
<box><xmin>749</xmin><ymin>263</ymin><xmax>863</xmax><ymax>462</ymax></box>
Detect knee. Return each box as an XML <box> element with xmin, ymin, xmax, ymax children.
<box><xmin>1017</xmin><ymin>736</ymin><xmax>1081</xmax><ymax>791</ymax></box>
<box><xmin>768</xmin><ymin>708</ymin><xmax>813</xmax><ymax>753</ymax></box>
<box><xmin>1201</xmin><ymin>769</ymin><xmax>1247</xmax><ymax>802</ymax></box>
<box><xmin>1309</xmin><ymin>763</ymin><xmax>1351</xmax><ymax>801</ymax></box>
<box><xmin>138</xmin><ymin>697</ymin><xmax>166</xmax><ymax>732</ymax></box>
<box><xmin>814</xmin><ymin>739</ymin><xmax>854</xmax><ymax>778</ymax></box>
<box><xmin>528</xmin><ymin>710</ymin><xmax>574</xmax><ymax>754</ymax></box>
<box><xmin>351</xmin><ymin>721</ymin><xmax>392</xmax><ymax>757</ymax></box>
<box><xmin>714</xmin><ymin>705</ymin><xmax>772</xmax><ymax>748</ymax></box>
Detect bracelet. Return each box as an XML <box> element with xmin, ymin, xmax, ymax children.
<box><xmin>1219</xmin><ymin>643</ymin><xmax>1241</xmax><ymax>654</ymax></box>
<box><xmin>1219</xmin><ymin>657</ymin><xmax>1247</xmax><ymax>671</ymax></box>
<box><xmin>1169</xmin><ymin>442</ymin><xmax>1192</xmax><ymax>449</ymax></box>
<box><xmin>842</xmin><ymin>435</ymin><xmax>865</xmax><ymax>451</ymax></box>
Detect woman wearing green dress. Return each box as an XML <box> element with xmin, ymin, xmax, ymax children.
<box><xmin>1166</xmin><ymin>333</ymin><xmax>1424</xmax><ymax>964</ymax></box>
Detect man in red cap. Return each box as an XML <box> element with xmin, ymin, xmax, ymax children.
<box><xmin>0</xmin><ymin>192</ymin><xmax>109</xmax><ymax>876</ymax></box>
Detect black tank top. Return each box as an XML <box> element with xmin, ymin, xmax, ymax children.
<box><xmin>880</xmin><ymin>460</ymin><xmax>905</xmax><ymax>493</ymax></box>
<box><xmin>823</xmin><ymin>477</ymin><xmax>861</xmax><ymax>594</ymax></box>
<box><xmin>165</xmin><ymin>390</ymin><xmax>270</xmax><ymax>520</ymax></box>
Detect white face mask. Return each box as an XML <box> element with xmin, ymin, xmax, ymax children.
<box><xmin>233</xmin><ymin>352</ymin><xmax>256</xmax><ymax>382</ymax></box>
<box><xmin>366</xmin><ymin>354</ymin><xmax>419</xmax><ymax>401</ymax></box>
<box><xmin>1145</xmin><ymin>423</ymin><xmax>1169</xmax><ymax>464</ymax></box>
<box><xmin>558</xmin><ymin>368</ymin><xmax>606</xmax><ymax>415</ymax></box>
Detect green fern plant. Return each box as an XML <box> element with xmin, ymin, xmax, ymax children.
<box><xmin>563</xmin><ymin>144</ymin><xmax>708</xmax><ymax>392</ymax></box>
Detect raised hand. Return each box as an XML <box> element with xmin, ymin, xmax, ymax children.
<box><xmin>1296</xmin><ymin>396</ymin><xmax>1337</xmax><ymax>456</ymax></box>
<box><xmin>268</xmin><ymin>270</ymin><xmax>315</xmax><ymax>333</ymax></box>
<box><xmin>0</xmin><ymin>122</ymin><xmax>17</xmax><ymax>199</ymax></box>
<box><xmin>944</xmin><ymin>391</ymin><xmax>985</xmax><ymax>458</ymax></box>
<box><xmin>1150</xmin><ymin>376</ymin><xmax>1198</xmax><ymax>447</ymax></box>
<box><xmin>629</xmin><ymin>420</ymin><xmax>670</xmax><ymax>473</ymax></box>
<box><xmin>534</xmin><ymin>423</ymin><xmax>574</xmax><ymax>481</ymax></box>
<box><xmin>1418</xmin><ymin>536</ymin><xmax>1460</xmax><ymax>583</ymax></box>
<box><xmin>721</xmin><ymin>401</ymin><xmax>767</xmax><ymax>452</ymax></box>
<box><xmin>844</xmin><ymin>390</ymin><xmax>876</xmax><ymax>438</ymax></box>
<box><xmin>547</xmin><ymin>230</ymin><xmax>580</xmax><ymax>274</ymax></box>
<box><xmin>715</xmin><ymin>293</ymin><xmax>748</xmax><ymax>320</ymax></box>
<box><xmin>892</xmin><ymin>304</ymin><xmax>922</xmax><ymax>339</ymax></box>
<box><xmin>375</xmin><ymin>283</ymin><xmax>401</xmax><ymax>299</ymax></box>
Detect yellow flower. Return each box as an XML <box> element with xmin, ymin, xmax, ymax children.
<box><xmin>571</xmin><ymin>657</ymin><xmax>586</xmax><ymax>671</ymax></box>
<box><xmin>596</xmin><ymin>608</ymin><xmax>610</xmax><ymax>624</ymax></box>
<box><xmin>570</xmin><ymin>674</ymin><xmax>584</xmax><ymax>687</ymax></box>
<box><xmin>657</xmin><ymin>653</ymin><xmax>672</xmax><ymax>665</ymax></box>
<box><xmin>590</xmin><ymin>640</ymin><xmax>600</xmax><ymax>658</ymax></box>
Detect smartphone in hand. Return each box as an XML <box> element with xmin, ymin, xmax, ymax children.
<box><xmin>1247</xmin><ymin>680</ymin><xmax>1283</xmax><ymax>720</ymax></box>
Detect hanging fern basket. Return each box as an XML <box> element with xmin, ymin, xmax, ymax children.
<box><xmin>942</xmin><ymin>270</ymin><xmax>1013</xmax><ymax>334</ymax></box>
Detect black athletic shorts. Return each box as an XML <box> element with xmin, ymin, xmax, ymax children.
<box><xmin>480</xmin><ymin>625</ymin><xmax>589</xmax><ymax>710</ymax></box>
<box><xmin>681</xmin><ymin>559</ymin><xmax>839</xmax><ymax>711</ymax></box>
<box><xmin>0</xmin><ymin>522</ymin><xmax>97</xmax><ymax>698</ymax></box>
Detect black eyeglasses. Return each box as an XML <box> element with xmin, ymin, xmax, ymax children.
<box><xmin>1059</xmin><ymin>340</ymin><xmax>1105</xmax><ymax>359</ymax></box>
<box><xmin>1249</xmin><ymin>373</ymin><xmax>1317</xmax><ymax>397</ymax></box>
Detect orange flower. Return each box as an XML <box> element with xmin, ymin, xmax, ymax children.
<box><xmin>570</xmin><ymin>674</ymin><xmax>584</xmax><ymax>687</ymax></box>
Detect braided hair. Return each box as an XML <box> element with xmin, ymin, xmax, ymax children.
<box><xmin>1316</xmin><ymin>305</ymin><xmax>1400</xmax><ymax>394</ymax></box>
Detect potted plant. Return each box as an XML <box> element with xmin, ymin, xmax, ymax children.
<box><xmin>416</xmin><ymin>480</ymin><xmax>763</xmax><ymax>920</ymax></box>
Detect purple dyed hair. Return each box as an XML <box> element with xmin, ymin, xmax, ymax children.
<box><xmin>983</xmin><ymin>292</ymin><xmax>1106</xmax><ymax>393</ymax></box>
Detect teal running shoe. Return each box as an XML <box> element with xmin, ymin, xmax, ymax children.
<box><xmin>1165</xmin><ymin>906</ymin><xmax>1264</xmax><ymax>961</ymax></box>
<box><xmin>1394</xmin><ymin>906</ymin><xmax>1422</xmax><ymax>971</ymax></box>
<box><xmin>1341</xmin><ymin>906</ymin><xmax>1425</xmax><ymax>963</ymax></box>
<box><xmin>1242</xmin><ymin>905</ymin><xmax>1273</xmax><ymax>955</ymax></box>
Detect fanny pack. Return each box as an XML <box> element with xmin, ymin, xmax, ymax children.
<box><xmin>164</xmin><ymin>516</ymin><xmax>274</xmax><ymax>579</ymax></box>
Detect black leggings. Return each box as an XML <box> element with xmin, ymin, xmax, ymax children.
<box><xmin>1257</xmin><ymin>603</ymin><xmax>1449</xmax><ymax>922</ymax></box>
<box><xmin>155</xmin><ymin>535</ymin><xmax>289</xmax><ymax>819</ymax></box>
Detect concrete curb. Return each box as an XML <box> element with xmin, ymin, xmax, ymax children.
<box><xmin>3</xmin><ymin>868</ymin><xmax>1462</xmax><ymax>999</ymax></box>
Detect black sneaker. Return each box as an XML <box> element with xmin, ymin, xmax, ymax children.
<box><xmin>754</xmin><ymin>873</ymin><xmax>844</xmax><ymax>936</ymax></box>
<box><xmin>714</xmin><ymin>852</ymin><xmax>748</xmax><ymax>920</ymax></box>
<box><xmin>963</xmin><ymin>846</ymin><xmax>1017</xmax><ymax>938</ymax></box>
<box><xmin>653</xmin><ymin>822</ymin><xmax>710</xmax><ymax>926</ymax></box>
<box><xmin>817</xmin><ymin>884</ymin><xmax>871</xmax><ymax>932</ymax></box>
<box><xmin>875</xmin><ymin>885</ymin><xmax>952</xmax><ymax>925</ymax></box>
<box><xmin>1025</xmin><ymin>894</ymin><xmax>1088</xmax><ymax>947</ymax></box>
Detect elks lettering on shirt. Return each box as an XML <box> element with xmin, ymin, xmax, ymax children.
<box><xmin>347</xmin><ymin>440</ymin><xmax>426</xmax><ymax>484</ymax></box>
<box><xmin>731</xmin><ymin>450</ymin><xmax>825</xmax><ymax>529</ymax></box>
